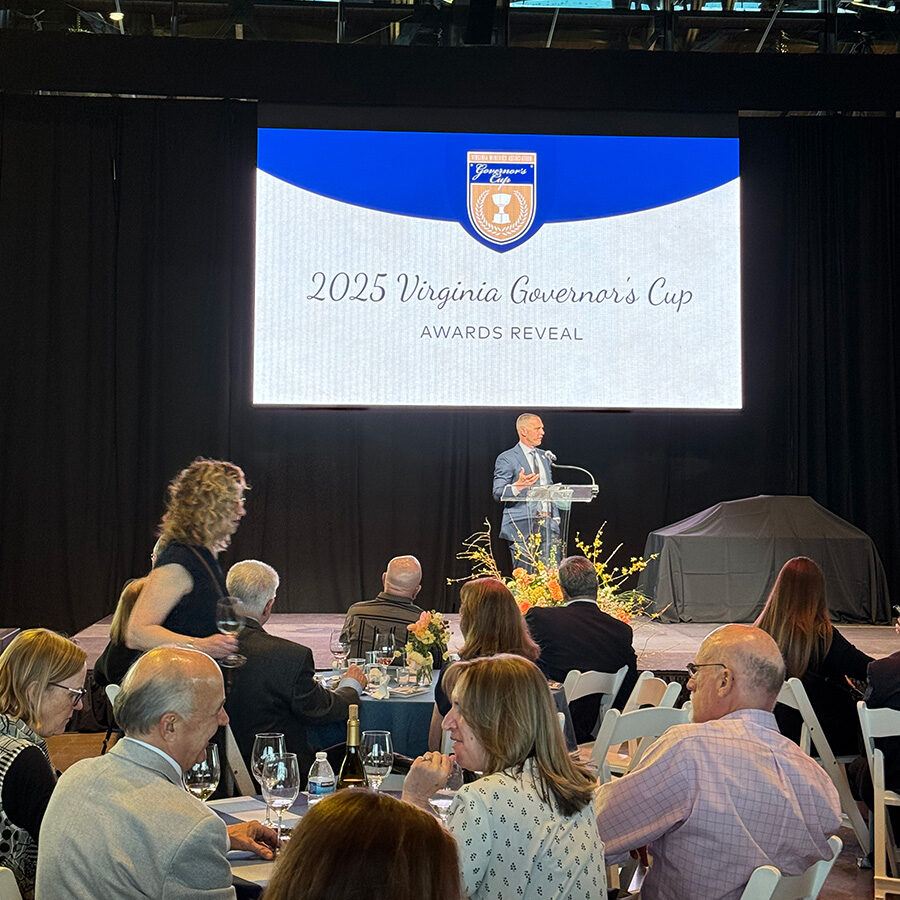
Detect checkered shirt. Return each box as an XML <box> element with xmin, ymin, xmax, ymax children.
<box><xmin>595</xmin><ymin>708</ymin><xmax>842</xmax><ymax>900</ymax></box>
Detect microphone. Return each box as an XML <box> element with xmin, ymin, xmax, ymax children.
<box><xmin>544</xmin><ymin>451</ymin><xmax>599</xmax><ymax>497</ymax></box>
<box><xmin>543</xmin><ymin>450</ymin><xmax>557</xmax><ymax>463</ymax></box>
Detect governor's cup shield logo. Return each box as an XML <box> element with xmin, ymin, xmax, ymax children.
<box><xmin>467</xmin><ymin>151</ymin><xmax>536</xmax><ymax>248</ymax></box>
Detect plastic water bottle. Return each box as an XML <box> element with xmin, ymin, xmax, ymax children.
<box><xmin>307</xmin><ymin>752</ymin><xmax>336</xmax><ymax>805</ymax></box>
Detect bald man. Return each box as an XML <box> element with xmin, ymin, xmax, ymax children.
<box><xmin>340</xmin><ymin>555</ymin><xmax>425</xmax><ymax>659</ymax></box>
<box><xmin>595</xmin><ymin>625</ymin><xmax>841</xmax><ymax>900</ymax></box>
<box><xmin>37</xmin><ymin>648</ymin><xmax>277</xmax><ymax>899</ymax></box>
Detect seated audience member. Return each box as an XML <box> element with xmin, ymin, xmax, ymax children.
<box><xmin>94</xmin><ymin>539</ymin><xmax>165</xmax><ymax>689</ymax></box>
<box><xmin>127</xmin><ymin>458</ymin><xmax>249</xmax><ymax>660</ymax></box>
<box><xmin>428</xmin><ymin>577</ymin><xmax>539</xmax><ymax>751</ymax></box>
<box><xmin>526</xmin><ymin>554</ymin><xmax>638</xmax><ymax>741</ymax></box>
<box><xmin>36</xmin><ymin>647</ymin><xmax>277</xmax><ymax>899</ymax></box>
<box><xmin>755</xmin><ymin>556</ymin><xmax>871</xmax><ymax>756</ymax></box>
<box><xmin>340</xmin><ymin>555</ymin><xmax>425</xmax><ymax>658</ymax></box>
<box><xmin>595</xmin><ymin>624</ymin><xmax>841</xmax><ymax>900</ymax></box>
<box><xmin>404</xmin><ymin>654</ymin><xmax>605</xmax><ymax>900</ymax></box>
<box><xmin>265</xmin><ymin>788</ymin><xmax>462</xmax><ymax>900</ymax></box>
<box><xmin>849</xmin><ymin>648</ymin><xmax>900</xmax><ymax>824</ymax></box>
<box><xmin>225</xmin><ymin>559</ymin><xmax>366</xmax><ymax>782</ymax></box>
<box><xmin>93</xmin><ymin>577</ymin><xmax>146</xmax><ymax>689</ymax></box>
<box><xmin>0</xmin><ymin>630</ymin><xmax>86</xmax><ymax>899</ymax></box>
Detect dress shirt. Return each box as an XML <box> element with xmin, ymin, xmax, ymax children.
<box><xmin>121</xmin><ymin>736</ymin><xmax>184</xmax><ymax>783</ymax></box>
<box><xmin>595</xmin><ymin>708</ymin><xmax>841</xmax><ymax>900</ymax></box>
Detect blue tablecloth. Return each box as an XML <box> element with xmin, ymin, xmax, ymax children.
<box><xmin>308</xmin><ymin>681</ymin><xmax>437</xmax><ymax>758</ymax></box>
<box><xmin>308</xmin><ymin>676</ymin><xmax>576</xmax><ymax>756</ymax></box>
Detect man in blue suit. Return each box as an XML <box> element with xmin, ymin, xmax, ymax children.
<box><xmin>492</xmin><ymin>413</ymin><xmax>558</xmax><ymax>571</ymax></box>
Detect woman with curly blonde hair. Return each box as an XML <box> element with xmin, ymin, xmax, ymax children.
<box><xmin>127</xmin><ymin>458</ymin><xmax>248</xmax><ymax>659</ymax></box>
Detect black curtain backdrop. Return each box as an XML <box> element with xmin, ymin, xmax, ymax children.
<box><xmin>0</xmin><ymin>97</ymin><xmax>897</xmax><ymax>633</ymax></box>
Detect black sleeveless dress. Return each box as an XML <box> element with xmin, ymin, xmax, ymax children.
<box><xmin>156</xmin><ymin>542</ymin><xmax>226</xmax><ymax>638</ymax></box>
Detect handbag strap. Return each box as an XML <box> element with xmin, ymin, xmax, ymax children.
<box><xmin>189</xmin><ymin>546</ymin><xmax>226</xmax><ymax>600</ymax></box>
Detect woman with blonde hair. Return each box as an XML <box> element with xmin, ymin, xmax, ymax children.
<box><xmin>404</xmin><ymin>654</ymin><xmax>605</xmax><ymax>900</ymax></box>
<box><xmin>0</xmin><ymin>629</ymin><xmax>86</xmax><ymax>899</ymax></box>
<box><xmin>127</xmin><ymin>458</ymin><xmax>248</xmax><ymax>659</ymax></box>
<box><xmin>265</xmin><ymin>787</ymin><xmax>462</xmax><ymax>900</ymax></box>
<box><xmin>755</xmin><ymin>556</ymin><xmax>871</xmax><ymax>755</ymax></box>
<box><xmin>428</xmin><ymin>577</ymin><xmax>539</xmax><ymax>750</ymax></box>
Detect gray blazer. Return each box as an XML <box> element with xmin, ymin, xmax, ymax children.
<box><xmin>36</xmin><ymin>738</ymin><xmax>234</xmax><ymax>900</ymax></box>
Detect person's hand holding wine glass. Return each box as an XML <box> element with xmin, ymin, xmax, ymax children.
<box><xmin>216</xmin><ymin>595</ymin><xmax>247</xmax><ymax>668</ymax></box>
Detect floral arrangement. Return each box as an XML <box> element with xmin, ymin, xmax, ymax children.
<box><xmin>452</xmin><ymin>521</ymin><xmax>655</xmax><ymax>623</ymax></box>
<box><xmin>405</xmin><ymin>610</ymin><xmax>451</xmax><ymax>672</ymax></box>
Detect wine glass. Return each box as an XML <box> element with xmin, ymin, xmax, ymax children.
<box><xmin>373</xmin><ymin>631</ymin><xmax>396</xmax><ymax>667</ymax></box>
<box><xmin>329</xmin><ymin>630</ymin><xmax>350</xmax><ymax>669</ymax></box>
<box><xmin>184</xmin><ymin>742</ymin><xmax>220</xmax><ymax>801</ymax></box>
<box><xmin>252</xmin><ymin>733</ymin><xmax>285</xmax><ymax>827</ymax></box>
<box><xmin>360</xmin><ymin>730</ymin><xmax>393</xmax><ymax>791</ymax></box>
<box><xmin>262</xmin><ymin>753</ymin><xmax>300</xmax><ymax>846</ymax></box>
<box><xmin>216</xmin><ymin>596</ymin><xmax>246</xmax><ymax>668</ymax></box>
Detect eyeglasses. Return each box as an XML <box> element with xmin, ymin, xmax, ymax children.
<box><xmin>49</xmin><ymin>683</ymin><xmax>88</xmax><ymax>707</ymax></box>
<box><xmin>686</xmin><ymin>662</ymin><xmax>727</xmax><ymax>677</ymax></box>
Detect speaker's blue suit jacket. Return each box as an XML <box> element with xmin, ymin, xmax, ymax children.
<box><xmin>492</xmin><ymin>443</ymin><xmax>555</xmax><ymax>543</ymax></box>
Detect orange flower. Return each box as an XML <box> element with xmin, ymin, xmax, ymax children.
<box><xmin>549</xmin><ymin>580</ymin><xmax>563</xmax><ymax>602</ymax></box>
<box><xmin>512</xmin><ymin>567</ymin><xmax>527</xmax><ymax>579</ymax></box>
<box><xmin>518</xmin><ymin>599</ymin><xmax>532</xmax><ymax>614</ymax></box>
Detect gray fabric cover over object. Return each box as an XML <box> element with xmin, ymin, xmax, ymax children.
<box><xmin>637</xmin><ymin>495</ymin><xmax>890</xmax><ymax>624</ymax></box>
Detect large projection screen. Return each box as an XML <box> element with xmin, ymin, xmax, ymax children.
<box><xmin>254</xmin><ymin>127</ymin><xmax>741</xmax><ymax>410</ymax></box>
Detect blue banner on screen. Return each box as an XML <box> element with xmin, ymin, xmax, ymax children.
<box><xmin>254</xmin><ymin>128</ymin><xmax>742</xmax><ymax>409</ymax></box>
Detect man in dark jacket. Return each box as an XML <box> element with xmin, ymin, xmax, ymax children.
<box><xmin>225</xmin><ymin>560</ymin><xmax>366</xmax><ymax>785</ymax></box>
<box><xmin>526</xmin><ymin>554</ymin><xmax>638</xmax><ymax>741</ymax></box>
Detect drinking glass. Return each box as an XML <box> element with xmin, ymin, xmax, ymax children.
<box><xmin>252</xmin><ymin>733</ymin><xmax>286</xmax><ymax>827</ymax></box>
<box><xmin>262</xmin><ymin>753</ymin><xmax>300</xmax><ymax>846</ymax></box>
<box><xmin>184</xmin><ymin>743</ymin><xmax>220</xmax><ymax>801</ymax></box>
<box><xmin>216</xmin><ymin>596</ymin><xmax>247</xmax><ymax>668</ymax></box>
<box><xmin>329</xmin><ymin>630</ymin><xmax>350</xmax><ymax>669</ymax></box>
<box><xmin>360</xmin><ymin>730</ymin><xmax>393</xmax><ymax>791</ymax></box>
<box><xmin>373</xmin><ymin>631</ymin><xmax>396</xmax><ymax>667</ymax></box>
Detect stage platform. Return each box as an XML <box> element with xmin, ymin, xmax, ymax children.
<box><xmin>73</xmin><ymin>614</ymin><xmax>899</xmax><ymax>673</ymax></box>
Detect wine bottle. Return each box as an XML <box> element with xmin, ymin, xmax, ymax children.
<box><xmin>337</xmin><ymin>704</ymin><xmax>368</xmax><ymax>789</ymax></box>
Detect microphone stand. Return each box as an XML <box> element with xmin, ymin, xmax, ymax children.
<box><xmin>549</xmin><ymin>462</ymin><xmax>599</xmax><ymax>497</ymax></box>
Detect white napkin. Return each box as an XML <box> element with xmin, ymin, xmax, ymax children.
<box><xmin>368</xmin><ymin>681</ymin><xmax>390</xmax><ymax>699</ymax></box>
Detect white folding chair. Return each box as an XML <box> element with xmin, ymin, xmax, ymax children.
<box><xmin>777</xmin><ymin>678</ymin><xmax>867</xmax><ymax>850</ymax></box>
<box><xmin>224</xmin><ymin>724</ymin><xmax>256</xmax><ymax>796</ymax></box>
<box><xmin>0</xmin><ymin>867</ymin><xmax>22</xmax><ymax>900</ymax></box>
<box><xmin>620</xmin><ymin>671</ymin><xmax>681</xmax><ymax>714</ymax></box>
<box><xmin>857</xmin><ymin>701</ymin><xmax>900</xmax><ymax>899</ymax></box>
<box><xmin>590</xmin><ymin>705</ymin><xmax>690</xmax><ymax>783</ymax></box>
<box><xmin>609</xmin><ymin>672</ymin><xmax>681</xmax><ymax>775</ymax></box>
<box><xmin>563</xmin><ymin>665</ymin><xmax>628</xmax><ymax>749</ymax></box>
<box><xmin>738</xmin><ymin>834</ymin><xmax>842</xmax><ymax>900</ymax></box>
<box><xmin>104</xmin><ymin>683</ymin><xmax>121</xmax><ymax>705</ymax></box>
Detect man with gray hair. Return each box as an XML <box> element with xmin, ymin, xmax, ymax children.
<box><xmin>36</xmin><ymin>647</ymin><xmax>277</xmax><ymax>899</ymax></box>
<box><xmin>492</xmin><ymin>413</ymin><xmax>558</xmax><ymax>571</ymax></box>
<box><xmin>595</xmin><ymin>625</ymin><xmax>841</xmax><ymax>900</ymax></box>
<box><xmin>526</xmin><ymin>554</ymin><xmax>638</xmax><ymax>741</ymax></box>
<box><xmin>226</xmin><ymin>560</ymin><xmax>367</xmax><ymax>783</ymax></box>
<box><xmin>340</xmin><ymin>555</ymin><xmax>425</xmax><ymax>659</ymax></box>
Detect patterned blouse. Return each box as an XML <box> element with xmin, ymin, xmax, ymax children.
<box><xmin>445</xmin><ymin>760</ymin><xmax>606</xmax><ymax>899</ymax></box>
<box><xmin>0</xmin><ymin>715</ymin><xmax>53</xmax><ymax>900</ymax></box>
